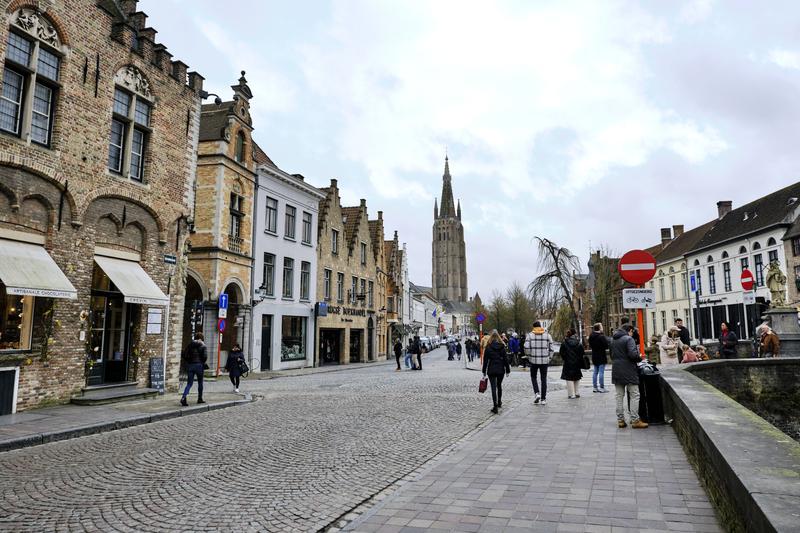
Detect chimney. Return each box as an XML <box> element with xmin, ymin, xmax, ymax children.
<box><xmin>330</xmin><ymin>178</ymin><xmax>338</xmax><ymax>189</ymax></box>
<box><xmin>360</xmin><ymin>198</ymin><xmax>366</xmax><ymax>208</ymax></box>
<box><xmin>672</xmin><ymin>224</ymin><xmax>684</xmax><ymax>238</ymax></box>
<box><xmin>717</xmin><ymin>201</ymin><xmax>732</xmax><ymax>220</ymax></box>
<box><xmin>660</xmin><ymin>227</ymin><xmax>672</xmax><ymax>248</ymax></box>
<box><xmin>377</xmin><ymin>210</ymin><xmax>383</xmax><ymax>221</ymax></box>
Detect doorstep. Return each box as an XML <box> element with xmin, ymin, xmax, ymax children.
<box><xmin>0</xmin><ymin>391</ymin><xmax>252</xmax><ymax>453</ymax></box>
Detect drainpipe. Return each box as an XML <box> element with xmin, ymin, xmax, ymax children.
<box><xmin>248</xmin><ymin>171</ymin><xmax>260</xmax><ymax>371</ymax></box>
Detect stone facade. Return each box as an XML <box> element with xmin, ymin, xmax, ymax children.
<box><xmin>0</xmin><ymin>0</ymin><xmax>202</xmax><ymax>410</ymax></box>
<box><xmin>368</xmin><ymin>213</ymin><xmax>387</xmax><ymax>359</ymax></box>
<box><xmin>187</xmin><ymin>73</ymin><xmax>256</xmax><ymax>371</ymax></box>
<box><xmin>315</xmin><ymin>180</ymin><xmax>379</xmax><ymax>365</ymax></box>
<box><xmin>432</xmin><ymin>157</ymin><xmax>468</xmax><ymax>303</ymax></box>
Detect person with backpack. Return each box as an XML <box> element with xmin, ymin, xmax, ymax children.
<box><xmin>559</xmin><ymin>329</ymin><xmax>585</xmax><ymax>399</ymax></box>
<box><xmin>224</xmin><ymin>343</ymin><xmax>245</xmax><ymax>393</ymax></box>
<box><xmin>180</xmin><ymin>333</ymin><xmax>207</xmax><ymax>406</ymax></box>
<box><xmin>524</xmin><ymin>321</ymin><xmax>553</xmax><ymax>405</ymax></box>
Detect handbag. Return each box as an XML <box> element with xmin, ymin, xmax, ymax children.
<box><xmin>237</xmin><ymin>358</ymin><xmax>250</xmax><ymax>377</ymax></box>
<box><xmin>478</xmin><ymin>376</ymin><xmax>488</xmax><ymax>393</ymax></box>
<box><xmin>581</xmin><ymin>354</ymin><xmax>591</xmax><ymax>370</ymax></box>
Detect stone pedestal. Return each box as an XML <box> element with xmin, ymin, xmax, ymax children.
<box><xmin>762</xmin><ymin>307</ymin><xmax>800</xmax><ymax>357</ymax></box>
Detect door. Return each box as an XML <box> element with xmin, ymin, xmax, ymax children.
<box><xmin>367</xmin><ymin>318</ymin><xmax>374</xmax><ymax>361</ymax></box>
<box><xmin>0</xmin><ymin>369</ymin><xmax>15</xmax><ymax>415</ymax></box>
<box><xmin>261</xmin><ymin>314</ymin><xmax>272</xmax><ymax>371</ymax></box>
<box><xmin>349</xmin><ymin>330</ymin><xmax>362</xmax><ymax>363</ymax></box>
<box><xmin>88</xmin><ymin>296</ymin><xmax>135</xmax><ymax>384</ymax></box>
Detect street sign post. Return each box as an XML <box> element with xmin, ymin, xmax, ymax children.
<box><xmin>475</xmin><ymin>313</ymin><xmax>485</xmax><ymax>363</ymax></box>
<box><xmin>622</xmin><ymin>288</ymin><xmax>656</xmax><ymax>309</ymax></box>
<box><xmin>618</xmin><ymin>249</ymin><xmax>657</xmax><ymax>357</ymax></box>
<box><xmin>216</xmin><ymin>295</ymin><xmax>229</xmax><ymax>377</ymax></box>
<box><xmin>218</xmin><ymin>318</ymin><xmax>226</xmax><ymax>332</ymax></box>
<box><xmin>218</xmin><ymin>293</ymin><xmax>228</xmax><ymax>319</ymax></box>
<box><xmin>475</xmin><ymin>313</ymin><xmax>485</xmax><ymax>324</ymax></box>
<box><xmin>690</xmin><ymin>274</ymin><xmax>697</xmax><ymax>293</ymax></box>
<box><xmin>741</xmin><ymin>269</ymin><xmax>754</xmax><ymax>291</ymax></box>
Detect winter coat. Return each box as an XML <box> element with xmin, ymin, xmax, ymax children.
<box><xmin>611</xmin><ymin>328</ymin><xmax>641</xmax><ymax>386</ymax></box>
<box><xmin>509</xmin><ymin>337</ymin><xmax>520</xmax><ymax>354</ymax></box>
<box><xmin>760</xmin><ymin>331</ymin><xmax>780</xmax><ymax>357</ymax></box>
<box><xmin>482</xmin><ymin>341</ymin><xmax>510</xmax><ymax>376</ymax></box>
<box><xmin>677</xmin><ymin>325</ymin><xmax>691</xmax><ymax>346</ymax></box>
<box><xmin>559</xmin><ymin>335</ymin><xmax>584</xmax><ymax>381</ymax></box>
<box><xmin>524</xmin><ymin>327</ymin><xmax>553</xmax><ymax>365</ymax></box>
<box><xmin>718</xmin><ymin>330</ymin><xmax>739</xmax><ymax>358</ymax></box>
<box><xmin>182</xmin><ymin>340</ymin><xmax>207</xmax><ymax>365</ymax></box>
<box><xmin>588</xmin><ymin>331</ymin><xmax>609</xmax><ymax>366</ymax></box>
<box><xmin>681</xmin><ymin>347</ymin><xmax>699</xmax><ymax>363</ymax></box>
<box><xmin>393</xmin><ymin>341</ymin><xmax>403</xmax><ymax>357</ymax></box>
<box><xmin>225</xmin><ymin>350</ymin><xmax>245</xmax><ymax>377</ymax></box>
<box><xmin>455</xmin><ymin>342</ymin><xmax>462</xmax><ymax>355</ymax></box>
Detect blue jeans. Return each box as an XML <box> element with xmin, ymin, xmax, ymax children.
<box><xmin>183</xmin><ymin>363</ymin><xmax>204</xmax><ymax>397</ymax></box>
<box><xmin>592</xmin><ymin>364</ymin><xmax>606</xmax><ymax>390</ymax></box>
<box><xmin>404</xmin><ymin>352</ymin><xmax>413</xmax><ymax>368</ymax></box>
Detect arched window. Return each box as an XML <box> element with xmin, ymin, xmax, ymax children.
<box><xmin>722</xmin><ymin>251</ymin><xmax>729</xmax><ymax>259</ymax></box>
<box><xmin>235</xmin><ymin>131</ymin><xmax>245</xmax><ymax>163</ymax></box>
<box><xmin>1</xmin><ymin>8</ymin><xmax>65</xmax><ymax>146</ymax></box>
<box><xmin>706</xmin><ymin>255</ymin><xmax>713</xmax><ymax>263</ymax></box>
<box><xmin>753</xmin><ymin>242</ymin><xmax>761</xmax><ymax>250</ymax></box>
<box><xmin>739</xmin><ymin>246</ymin><xmax>747</xmax><ymax>254</ymax></box>
<box><xmin>767</xmin><ymin>237</ymin><xmax>776</xmax><ymax>246</ymax></box>
<box><xmin>108</xmin><ymin>66</ymin><xmax>153</xmax><ymax>182</ymax></box>
<box><xmin>693</xmin><ymin>259</ymin><xmax>700</xmax><ymax>266</ymax></box>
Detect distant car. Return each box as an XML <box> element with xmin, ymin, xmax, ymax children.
<box><xmin>419</xmin><ymin>336</ymin><xmax>433</xmax><ymax>352</ymax></box>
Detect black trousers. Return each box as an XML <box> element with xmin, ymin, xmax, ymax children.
<box><xmin>530</xmin><ymin>364</ymin><xmax>547</xmax><ymax>399</ymax></box>
<box><xmin>229</xmin><ymin>374</ymin><xmax>240</xmax><ymax>388</ymax></box>
<box><xmin>395</xmin><ymin>353</ymin><xmax>401</xmax><ymax>369</ymax></box>
<box><xmin>489</xmin><ymin>373</ymin><xmax>504</xmax><ymax>407</ymax></box>
<box><xmin>416</xmin><ymin>353</ymin><xmax>422</xmax><ymax>369</ymax></box>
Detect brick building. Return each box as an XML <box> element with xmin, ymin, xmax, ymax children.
<box><xmin>185</xmin><ymin>72</ymin><xmax>256</xmax><ymax>373</ymax></box>
<box><xmin>368</xmin><ymin>212</ymin><xmax>387</xmax><ymax>359</ymax></box>
<box><xmin>315</xmin><ymin>180</ymin><xmax>380</xmax><ymax>365</ymax></box>
<box><xmin>0</xmin><ymin>0</ymin><xmax>203</xmax><ymax>412</ymax></box>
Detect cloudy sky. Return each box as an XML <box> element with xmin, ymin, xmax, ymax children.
<box><xmin>144</xmin><ymin>0</ymin><xmax>798</xmax><ymax>301</ymax></box>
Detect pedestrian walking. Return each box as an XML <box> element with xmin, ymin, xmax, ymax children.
<box><xmin>757</xmin><ymin>324</ymin><xmax>780</xmax><ymax>357</ymax></box>
<box><xmin>588</xmin><ymin>323</ymin><xmax>610</xmax><ymax>393</ymax></box>
<box><xmin>559</xmin><ymin>329</ymin><xmax>584</xmax><ymax>399</ymax></box>
<box><xmin>413</xmin><ymin>335</ymin><xmax>423</xmax><ymax>370</ymax></box>
<box><xmin>524</xmin><ymin>321</ymin><xmax>552</xmax><ymax>405</ymax></box>
<box><xmin>482</xmin><ymin>330</ymin><xmax>511</xmax><ymax>414</ymax></box>
<box><xmin>393</xmin><ymin>338</ymin><xmax>403</xmax><ymax>371</ymax></box>
<box><xmin>716</xmin><ymin>321</ymin><xmax>738</xmax><ymax>359</ymax></box>
<box><xmin>455</xmin><ymin>340</ymin><xmax>462</xmax><ymax>360</ymax></box>
<box><xmin>611</xmin><ymin>324</ymin><xmax>648</xmax><ymax>428</ymax></box>
<box><xmin>224</xmin><ymin>343</ymin><xmax>245</xmax><ymax>393</ymax></box>
<box><xmin>180</xmin><ymin>333</ymin><xmax>207</xmax><ymax>406</ymax></box>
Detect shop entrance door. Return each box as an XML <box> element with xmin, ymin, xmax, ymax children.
<box><xmin>349</xmin><ymin>330</ymin><xmax>362</xmax><ymax>363</ymax></box>
<box><xmin>367</xmin><ymin>318</ymin><xmax>374</xmax><ymax>361</ymax></box>
<box><xmin>261</xmin><ymin>314</ymin><xmax>272</xmax><ymax>371</ymax></box>
<box><xmin>320</xmin><ymin>329</ymin><xmax>341</xmax><ymax>365</ymax></box>
<box><xmin>88</xmin><ymin>295</ymin><xmax>136</xmax><ymax>385</ymax></box>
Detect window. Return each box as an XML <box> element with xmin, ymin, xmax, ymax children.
<box><xmin>280</xmin><ymin>316</ymin><xmax>306</xmax><ymax>361</ymax></box>
<box><xmin>387</xmin><ymin>296</ymin><xmax>395</xmax><ymax>313</ymax></box>
<box><xmin>723</xmin><ymin>262</ymin><xmax>731</xmax><ymax>292</ymax></box>
<box><xmin>721</xmin><ymin>251</ymin><xmax>729</xmax><ymax>259</ymax></box>
<box><xmin>337</xmin><ymin>272</ymin><xmax>344</xmax><ymax>303</ymax></box>
<box><xmin>285</xmin><ymin>205</ymin><xmax>296</xmax><ymax>239</ymax></box>
<box><xmin>739</xmin><ymin>246</ymin><xmax>747</xmax><ymax>254</ymax></box>
<box><xmin>302</xmin><ymin>212</ymin><xmax>312</xmax><ymax>245</ymax></box>
<box><xmin>753</xmin><ymin>242</ymin><xmax>761</xmax><ymax>250</ymax></box>
<box><xmin>659</xmin><ymin>278</ymin><xmax>665</xmax><ymax>301</ymax></box>
<box><xmin>265</xmin><ymin>197</ymin><xmax>278</xmax><ymax>234</ymax></box>
<box><xmin>741</xmin><ymin>257</ymin><xmax>749</xmax><ymax>272</ymax></box>
<box><xmin>754</xmin><ymin>254</ymin><xmax>764</xmax><ymax>286</ymax></box>
<box><xmin>684</xmin><ymin>309</ymin><xmax>691</xmax><ymax>330</ymax></box>
<box><xmin>681</xmin><ymin>272</ymin><xmax>688</xmax><ymax>297</ymax></box>
<box><xmin>360</xmin><ymin>242</ymin><xmax>367</xmax><ymax>265</ymax></box>
<box><xmin>1</xmin><ymin>21</ymin><xmax>62</xmax><ymax>147</ymax></box>
<box><xmin>262</xmin><ymin>253</ymin><xmax>275</xmax><ymax>296</ymax></box>
<box><xmin>0</xmin><ymin>285</ymin><xmax>32</xmax><ymax>350</ymax></box>
<box><xmin>282</xmin><ymin>257</ymin><xmax>294</xmax><ymax>298</ymax></box>
<box><xmin>234</xmin><ymin>131</ymin><xmax>245</xmax><ymax>163</ymax></box>
<box><xmin>360</xmin><ymin>278</ymin><xmax>366</xmax><ymax>306</ymax></box>
<box><xmin>351</xmin><ymin>276</ymin><xmax>357</xmax><ymax>304</ymax></box>
<box><xmin>768</xmin><ymin>249</ymin><xmax>778</xmax><ymax>264</ymax></box>
<box><xmin>795</xmin><ymin>265</ymin><xmax>800</xmax><ymax>288</ymax></box>
<box><xmin>368</xmin><ymin>281</ymin><xmax>374</xmax><ymax>308</ymax></box>
<box><xmin>323</xmin><ymin>269</ymin><xmax>331</xmax><ymax>300</ymax></box>
<box><xmin>651</xmin><ymin>312</ymin><xmax>656</xmax><ymax>337</ymax></box>
<box><xmin>300</xmin><ymin>261</ymin><xmax>310</xmax><ymax>300</ymax></box>
<box><xmin>767</xmin><ymin>237</ymin><xmax>776</xmax><ymax>246</ymax></box>
<box><xmin>670</xmin><ymin>275</ymin><xmax>676</xmax><ymax>299</ymax></box>
<box><xmin>696</xmin><ymin>269</ymin><xmax>702</xmax><ymax>295</ymax></box>
<box><xmin>108</xmin><ymin>83</ymin><xmax>152</xmax><ymax>182</ymax></box>
<box><xmin>707</xmin><ymin>255</ymin><xmax>713</xmax><ymax>263</ymax></box>
<box><xmin>672</xmin><ymin>309</ymin><xmax>679</xmax><ymax>323</ymax></box>
<box><xmin>331</xmin><ymin>229</ymin><xmax>339</xmax><ymax>255</ymax></box>
<box><xmin>661</xmin><ymin>311</ymin><xmax>667</xmax><ymax>334</ymax></box>
<box><xmin>793</xmin><ymin>237</ymin><xmax>800</xmax><ymax>257</ymax></box>
<box><xmin>229</xmin><ymin>193</ymin><xmax>243</xmax><ymax>238</ymax></box>
<box><xmin>708</xmin><ymin>266</ymin><xmax>716</xmax><ymax>294</ymax></box>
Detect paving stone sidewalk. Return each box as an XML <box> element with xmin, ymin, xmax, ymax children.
<box><xmin>0</xmin><ymin>391</ymin><xmax>250</xmax><ymax>452</ymax></box>
<box><xmin>346</xmin><ymin>377</ymin><xmax>722</xmax><ymax>533</ymax></box>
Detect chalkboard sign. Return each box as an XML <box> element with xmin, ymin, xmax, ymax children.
<box><xmin>149</xmin><ymin>357</ymin><xmax>165</xmax><ymax>393</ymax></box>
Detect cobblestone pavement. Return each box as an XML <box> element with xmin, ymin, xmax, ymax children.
<box><xmin>0</xmin><ymin>348</ymin><xmax>535</xmax><ymax>532</ymax></box>
<box><xmin>346</xmin><ymin>376</ymin><xmax>722</xmax><ymax>533</ymax></box>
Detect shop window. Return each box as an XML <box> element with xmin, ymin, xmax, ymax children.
<box><xmin>280</xmin><ymin>316</ymin><xmax>306</xmax><ymax>361</ymax></box>
<box><xmin>1</xmin><ymin>13</ymin><xmax>63</xmax><ymax>147</ymax></box>
<box><xmin>108</xmin><ymin>78</ymin><xmax>152</xmax><ymax>182</ymax></box>
<box><xmin>285</xmin><ymin>205</ymin><xmax>296</xmax><ymax>240</ymax></box>
<box><xmin>0</xmin><ymin>284</ymin><xmax>32</xmax><ymax>350</ymax></box>
<box><xmin>300</xmin><ymin>261</ymin><xmax>310</xmax><ymax>301</ymax></box>
<box><xmin>302</xmin><ymin>212</ymin><xmax>312</xmax><ymax>245</ymax></box>
<box><xmin>265</xmin><ymin>197</ymin><xmax>278</xmax><ymax>234</ymax></box>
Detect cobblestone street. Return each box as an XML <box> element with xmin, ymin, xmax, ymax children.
<box><xmin>0</xmin><ymin>348</ymin><xmax>532</xmax><ymax>532</ymax></box>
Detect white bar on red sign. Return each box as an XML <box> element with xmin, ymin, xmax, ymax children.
<box><xmin>620</xmin><ymin>263</ymin><xmax>656</xmax><ymax>271</ymax></box>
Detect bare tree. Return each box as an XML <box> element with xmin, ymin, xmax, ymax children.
<box><xmin>528</xmin><ymin>237</ymin><xmax>582</xmax><ymax>330</ymax></box>
<box><xmin>486</xmin><ymin>289</ymin><xmax>508</xmax><ymax>333</ymax></box>
<box><xmin>506</xmin><ymin>281</ymin><xmax>533</xmax><ymax>335</ymax></box>
<box><xmin>590</xmin><ymin>246</ymin><xmax>622</xmax><ymax>327</ymax></box>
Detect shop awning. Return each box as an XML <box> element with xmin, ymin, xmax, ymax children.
<box><xmin>0</xmin><ymin>239</ymin><xmax>77</xmax><ymax>299</ymax></box>
<box><xmin>94</xmin><ymin>255</ymin><xmax>168</xmax><ymax>306</ymax></box>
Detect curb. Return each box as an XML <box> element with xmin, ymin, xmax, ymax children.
<box><xmin>254</xmin><ymin>358</ymin><xmax>397</xmax><ymax>380</ymax></box>
<box><xmin>0</xmin><ymin>395</ymin><xmax>253</xmax><ymax>454</ymax></box>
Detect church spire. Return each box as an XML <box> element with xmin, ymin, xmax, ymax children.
<box><xmin>439</xmin><ymin>155</ymin><xmax>456</xmax><ymax>218</ymax></box>
<box><xmin>434</xmin><ymin>197</ymin><xmax>439</xmax><ymax>219</ymax></box>
<box><xmin>457</xmin><ymin>199</ymin><xmax>461</xmax><ymax>220</ymax></box>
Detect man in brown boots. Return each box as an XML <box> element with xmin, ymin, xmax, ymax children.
<box><xmin>611</xmin><ymin>324</ymin><xmax>648</xmax><ymax>429</ymax></box>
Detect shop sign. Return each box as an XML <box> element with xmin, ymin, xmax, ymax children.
<box><xmin>149</xmin><ymin>358</ymin><xmax>165</xmax><ymax>392</ymax></box>
<box><xmin>325</xmin><ymin>306</ymin><xmax>367</xmax><ymax>317</ymax></box>
<box><xmin>6</xmin><ymin>287</ymin><xmax>77</xmax><ymax>299</ymax></box>
<box><xmin>743</xmin><ymin>291</ymin><xmax>756</xmax><ymax>305</ymax></box>
<box><xmin>163</xmin><ymin>254</ymin><xmax>177</xmax><ymax>265</ymax></box>
<box><xmin>316</xmin><ymin>302</ymin><xmax>328</xmax><ymax>317</ymax></box>
<box><xmin>125</xmin><ymin>296</ymin><xmax>168</xmax><ymax>306</ymax></box>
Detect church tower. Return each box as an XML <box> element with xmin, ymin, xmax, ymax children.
<box><xmin>432</xmin><ymin>156</ymin><xmax>468</xmax><ymax>302</ymax></box>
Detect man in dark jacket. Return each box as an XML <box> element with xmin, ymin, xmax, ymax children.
<box><xmin>611</xmin><ymin>325</ymin><xmax>647</xmax><ymax>429</ymax></box>
<box><xmin>675</xmin><ymin>318</ymin><xmax>690</xmax><ymax>363</ymax></box>
<box><xmin>588</xmin><ymin>323</ymin><xmax>610</xmax><ymax>393</ymax></box>
<box><xmin>393</xmin><ymin>339</ymin><xmax>403</xmax><ymax>371</ymax></box>
<box><xmin>180</xmin><ymin>333</ymin><xmax>207</xmax><ymax>406</ymax></box>
<box><xmin>413</xmin><ymin>336</ymin><xmax>423</xmax><ymax>370</ymax></box>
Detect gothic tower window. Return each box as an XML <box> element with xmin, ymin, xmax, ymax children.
<box><xmin>1</xmin><ymin>9</ymin><xmax>64</xmax><ymax>147</ymax></box>
<box><xmin>108</xmin><ymin>66</ymin><xmax>153</xmax><ymax>182</ymax></box>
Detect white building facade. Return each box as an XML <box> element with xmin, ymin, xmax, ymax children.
<box><xmin>250</xmin><ymin>163</ymin><xmax>325</xmax><ymax>371</ymax></box>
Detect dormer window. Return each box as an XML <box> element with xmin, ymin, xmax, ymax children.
<box><xmin>235</xmin><ymin>131</ymin><xmax>245</xmax><ymax>163</ymax></box>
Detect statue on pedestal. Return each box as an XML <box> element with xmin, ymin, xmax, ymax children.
<box><xmin>765</xmin><ymin>262</ymin><xmax>788</xmax><ymax>308</ymax></box>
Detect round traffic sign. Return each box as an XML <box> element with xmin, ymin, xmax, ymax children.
<box><xmin>475</xmin><ymin>312</ymin><xmax>486</xmax><ymax>324</ymax></box>
<box><xmin>218</xmin><ymin>318</ymin><xmax>226</xmax><ymax>332</ymax></box>
<box><xmin>618</xmin><ymin>249</ymin><xmax>657</xmax><ymax>285</ymax></box>
<box><xmin>741</xmin><ymin>269</ymin><xmax>755</xmax><ymax>291</ymax></box>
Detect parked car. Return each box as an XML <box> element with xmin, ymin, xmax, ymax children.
<box><xmin>419</xmin><ymin>336</ymin><xmax>433</xmax><ymax>352</ymax></box>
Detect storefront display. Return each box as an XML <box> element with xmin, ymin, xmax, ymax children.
<box><xmin>281</xmin><ymin>316</ymin><xmax>306</xmax><ymax>361</ymax></box>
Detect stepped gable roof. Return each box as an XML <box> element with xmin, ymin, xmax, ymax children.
<box><xmin>689</xmin><ymin>181</ymin><xmax>800</xmax><ymax>254</ymax></box>
<box><xmin>341</xmin><ymin>206</ymin><xmax>363</xmax><ymax>249</ymax></box>
<box><xmin>657</xmin><ymin>220</ymin><xmax>717</xmax><ymax>263</ymax></box>
<box><xmin>368</xmin><ymin>220</ymin><xmax>382</xmax><ymax>255</ymax></box>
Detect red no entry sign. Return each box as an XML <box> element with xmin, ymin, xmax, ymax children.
<box><xmin>618</xmin><ymin>249</ymin><xmax>657</xmax><ymax>285</ymax></box>
<box><xmin>741</xmin><ymin>269</ymin><xmax>755</xmax><ymax>291</ymax></box>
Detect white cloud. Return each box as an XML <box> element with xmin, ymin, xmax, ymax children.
<box><xmin>767</xmin><ymin>48</ymin><xmax>800</xmax><ymax>70</ymax></box>
<box><xmin>679</xmin><ymin>0</ymin><xmax>715</xmax><ymax>24</ymax></box>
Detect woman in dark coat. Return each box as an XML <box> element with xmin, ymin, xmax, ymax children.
<box><xmin>225</xmin><ymin>343</ymin><xmax>245</xmax><ymax>393</ymax></box>
<box><xmin>482</xmin><ymin>330</ymin><xmax>511</xmax><ymax>414</ymax></box>
<box><xmin>717</xmin><ymin>321</ymin><xmax>738</xmax><ymax>359</ymax></box>
<box><xmin>559</xmin><ymin>329</ymin><xmax>584</xmax><ymax>399</ymax></box>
